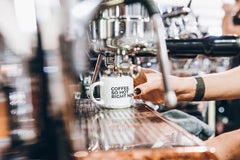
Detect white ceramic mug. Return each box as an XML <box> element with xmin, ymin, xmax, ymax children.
<box><xmin>89</xmin><ymin>76</ymin><xmax>134</xmax><ymax>108</ymax></box>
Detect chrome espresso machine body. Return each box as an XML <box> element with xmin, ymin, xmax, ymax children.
<box><xmin>89</xmin><ymin>2</ymin><xmax>156</xmax><ymax>64</ymax></box>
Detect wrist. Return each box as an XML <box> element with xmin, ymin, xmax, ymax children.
<box><xmin>173</xmin><ymin>77</ymin><xmax>196</xmax><ymax>101</ymax></box>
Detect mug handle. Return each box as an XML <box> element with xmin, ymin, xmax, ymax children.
<box><xmin>89</xmin><ymin>81</ymin><xmax>104</xmax><ymax>106</ymax></box>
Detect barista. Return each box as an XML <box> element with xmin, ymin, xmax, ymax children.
<box><xmin>133</xmin><ymin>66</ymin><xmax>240</xmax><ymax>160</ymax></box>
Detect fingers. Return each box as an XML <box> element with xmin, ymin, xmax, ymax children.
<box><xmin>133</xmin><ymin>67</ymin><xmax>159</xmax><ymax>87</ymax></box>
<box><xmin>134</xmin><ymin>83</ymin><xmax>164</xmax><ymax>104</ymax></box>
<box><xmin>134</xmin><ymin>82</ymin><xmax>156</xmax><ymax>98</ymax></box>
<box><xmin>133</xmin><ymin>67</ymin><xmax>162</xmax><ymax>102</ymax></box>
<box><xmin>133</xmin><ymin>71</ymin><xmax>165</xmax><ymax>104</ymax></box>
<box><xmin>134</xmin><ymin>84</ymin><xmax>148</xmax><ymax>97</ymax></box>
<box><xmin>134</xmin><ymin>72</ymin><xmax>162</xmax><ymax>97</ymax></box>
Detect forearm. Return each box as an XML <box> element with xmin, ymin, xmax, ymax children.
<box><xmin>205</xmin><ymin>129</ymin><xmax>240</xmax><ymax>160</ymax></box>
<box><xmin>175</xmin><ymin>66</ymin><xmax>240</xmax><ymax>101</ymax></box>
<box><xmin>202</xmin><ymin>66</ymin><xmax>240</xmax><ymax>100</ymax></box>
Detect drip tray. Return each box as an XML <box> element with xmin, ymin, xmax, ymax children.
<box><xmin>74</xmin><ymin>99</ymin><xmax>203</xmax><ymax>152</ymax></box>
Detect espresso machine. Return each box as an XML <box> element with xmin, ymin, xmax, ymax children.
<box><xmin>88</xmin><ymin>0</ymin><xmax>177</xmax><ymax>108</ymax></box>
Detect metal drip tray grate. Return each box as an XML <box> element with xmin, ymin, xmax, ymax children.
<box><xmin>74</xmin><ymin>99</ymin><xmax>203</xmax><ymax>151</ymax></box>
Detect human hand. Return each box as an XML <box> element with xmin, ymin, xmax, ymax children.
<box><xmin>133</xmin><ymin>67</ymin><xmax>196</xmax><ymax>104</ymax></box>
<box><xmin>134</xmin><ymin>71</ymin><xmax>165</xmax><ymax>104</ymax></box>
<box><xmin>133</xmin><ymin>67</ymin><xmax>158</xmax><ymax>87</ymax></box>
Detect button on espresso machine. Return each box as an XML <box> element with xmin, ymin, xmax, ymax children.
<box><xmin>89</xmin><ymin>0</ymin><xmax>177</xmax><ymax>108</ymax></box>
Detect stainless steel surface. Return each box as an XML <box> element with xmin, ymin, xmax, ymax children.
<box><xmin>75</xmin><ymin>99</ymin><xmax>204</xmax><ymax>152</ymax></box>
<box><xmin>89</xmin><ymin>2</ymin><xmax>155</xmax><ymax>54</ymax></box>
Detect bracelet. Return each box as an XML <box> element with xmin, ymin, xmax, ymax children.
<box><xmin>193</xmin><ymin>77</ymin><xmax>205</xmax><ymax>101</ymax></box>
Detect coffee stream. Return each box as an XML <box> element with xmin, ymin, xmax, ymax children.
<box><xmin>111</xmin><ymin>86</ymin><xmax>133</xmax><ymax>98</ymax></box>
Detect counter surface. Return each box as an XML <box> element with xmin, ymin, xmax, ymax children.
<box><xmin>73</xmin><ymin>99</ymin><xmax>218</xmax><ymax>160</ymax></box>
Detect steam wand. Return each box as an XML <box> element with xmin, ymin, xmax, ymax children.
<box><xmin>151</xmin><ymin>14</ymin><xmax>177</xmax><ymax>108</ymax></box>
